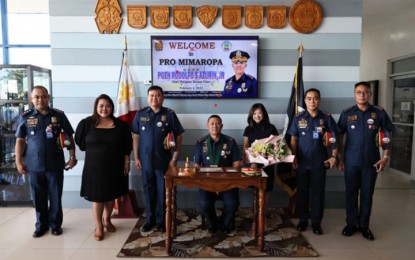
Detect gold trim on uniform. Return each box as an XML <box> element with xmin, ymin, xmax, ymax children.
<box><xmin>298</xmin><ymin>119</ymin><xmax>307</xmax><ymax>128</ymax></box>
<box><xmin>140</xmin><ymin>116</ymin><xmax>150</xmax><ymax>122</ymax></box>
<box><xmin>348</xmin><ymin>115</ymin><xmax>358</xmax><ymax>122</ymax></box>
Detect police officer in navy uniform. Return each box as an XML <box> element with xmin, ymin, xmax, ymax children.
<box><xmin>15</xmin><ymin>86</ymin><xmax>77</xmax><ymax>238</ymax></box>
<box><xmin>288</xmin><ymin>88</ymin><xmax>339</xmax><ymax>235</ymax></box>
<box><xmin>132</xmin><ymin>85</ymin><xmax>184</xmax><ymax>233</ymax></box>
<box><xmin>194</xmin><ymin>115</ymin><xmax>241</xmax><ymax>234</ymax></box>
<box><xmin>337</xmin><ymin>81</ymin><xmax>393</xmax><ymax>241</ymax></box>
<box><xmin>222</xmin><ymin>50</ymin><xmax>258</xmax><ymax>98</ymax></box>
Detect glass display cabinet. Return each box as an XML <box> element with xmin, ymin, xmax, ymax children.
<box><xmin>0</xmin><ymin>65</ymin><xmax>52</xmax><ymax>205</ymax></box>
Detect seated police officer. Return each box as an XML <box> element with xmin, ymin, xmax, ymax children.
<box><xmin>193</xmin><ymin>115</ymin><xmax>241</xmax><ymax>234</ymax></box>
<box><xmin>222</xmin><ymin>50</ymin><xmax>258</xmax><ymax>98</ymax></box>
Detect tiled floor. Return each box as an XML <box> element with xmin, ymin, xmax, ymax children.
<box><xmin>1</xmin><ymin>171</ymin><xmax>414</xmax><ymax>260</ymax></box>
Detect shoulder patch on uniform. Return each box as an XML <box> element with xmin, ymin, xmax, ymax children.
<box><xmin>52</xmin><ymin>108</ymin><xmax>64</xmax><ymax>114</ymax></box>
<box><xmin>295</xmin><ymin>111</ymin><xmax>306</xmax><ymax>117</ymax></box>
<box><xmin>245</xmin><ymin>73</ymin><xmax>255</xmax><ymax>79</ymax></box>
<box><xmin>342</xmin><ymin>105</ymin><xmax>355</xmax><ymax>112</ymax></box>
<box><xmin>197</xmin><ymin>136</ymin><xmax>208</xmax><ymax>143</ymax></box>
<box><xmin>21</xmin><ymin>108</ymin><xmax>34</xmax><ymax>116</ymax></box>
<box><xmin>373</xmin><ymin>105</ymin><xmax>384</xmax><ymax>111</ymax></box>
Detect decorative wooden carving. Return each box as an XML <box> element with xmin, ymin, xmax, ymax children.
<box><xmin>196</xmin><ymin>5</ymin><xmax>218</xmax><ymax>28</ymax></box>
<box><xmin>289</xmin><ymin>0</ymin><xmax>323</xmax><ymax>34</ymax></box>
<box><xmin>245</xmin><ymin>5</ymin><xmax>263</xmax><ymax>29</ymax></box>
<box><xmin>222</xmin><ymin>5</ymin><xmax>241</xmax><ymax>29</ymax></box>
<box><xmin>94</xmin><ymin>0</ymin><xmax>122</xmax><ymax>34</ymax></box>
<box><xmin>150</xmin><ymin>6</ymin><xmax>170</xmax><ymax>29</ymax></box>
<box><xmin>173</xmin><ymin>6</ymin><xmax>192</xmax><ymax>29</ymax></box>
<box><xmin>267</xmin><ymin>6</ymin><xmax>287</xmax><ymax>29</ymax></box>
<box><xmin>127</xmin><ymin>5</ymin><xmax>147</xmax><ymax>29</ymax></box>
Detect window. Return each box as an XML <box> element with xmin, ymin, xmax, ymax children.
<box><xmin>1</xmin><ymin>0</ymin><xmax>50</xmax><ymax>68</ymax></box>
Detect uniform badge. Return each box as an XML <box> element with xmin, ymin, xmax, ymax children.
<box><xmin>351</xmin><ymin>125</ymin><xmax>355</xmax><ymax>129</ymax></box>
<box><xmin>320</xmin><ymin>119</ymin><xmax>325</xmax><ymax>126</ymax></box>
<box><xmin>140</xmin><ymin>116</ymin><xmax>149</xmax><ymax>122</ymax></box>
<box><xmin>237</xmin><ymin>88</ymin><xmax>242</xmax><ymax>93</ymax></box>
<box><xmin>51</xmin><ymin>117</ymin><xmax>57</xmax><ymax>123</ymax></box>
<box><xmin>157</xmin><ymin>122</ymin><xmax>162</xmax><ymax>127</ymax></box>
<box><xmin>27</xmin><ymin>117</ymin><xmax>38</xmax><ymax>127</ymax></box>
<box><xmin>221</xmin><ymin>150</ymin><xmax>226</xmax><ymax>156</ymax></box>
<box><xmin>161</xmin><ymin>115</ymin><xmax>167</xmax><ymax>122</ymax></box>
<box><xmin>241</xmin><ymin>82</ymin><xmax>247</xmax><ymax>92</ymax></box>
<box><xmin>367</xmin><ymin>118</ymin><xmax>374</xmax><ymax>125</ymax></box>
<box><xmin>348</xmin><ymin>115</ymin><xmax>358</xmax><ymax>122</ymax></box>
<box><xmin>223</xmin><ymin>143</ymin><xmax>228</xmax><ymax>150</ymax></box>
<box><xmin>298</xmin><ymin>119</ymin><xmax>307</xmax><ymax>128</ymax></box>
<box><xmin>316</xmin><ymin>127</ymin><xmax>322</xmax><ymax>132</ymax></box>
<box><xmin>371</xmin><ymin>113</ymin><xmax>377</xmax><ymax>119</ymax></box>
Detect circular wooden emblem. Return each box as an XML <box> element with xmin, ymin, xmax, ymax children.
<box><xmin>289</xmin><ymin>0</ymin><xmax>323</xmax><ymax>34</ymax></box>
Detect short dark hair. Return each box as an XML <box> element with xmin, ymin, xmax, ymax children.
<box><xmin>305</xmin><ymin>88</ymin><xmax>321</xmax><ymax>99</ymax></box>
<box><xmin>92</xmin><ymin>94</ymin><xmax>115</xmax><ymax>125</ymax></box>
<box><xmin>247</xmin><ymin>103</ymin><xmax>271</xmax><ymax>128</ymax></box>
<box><xmin>147</xmin><ymin>85</ymin><xmax>164</xmax><ymax>95</ymax></box>
<box><xmin>354</xmin><ymin>81</ymin><xmax>371</xmax><ymax>89</ymax></box>
<box><xmin>32</xmin><ymin>85</ymin><xmax>49</xmax><ymax>94</ymax></box>
<box><xmin>207</xmin><ymin>114</ymin><xmax>222</xmax><ymax>124</ymax></box>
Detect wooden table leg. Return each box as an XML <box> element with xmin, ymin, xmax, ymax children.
<box><xmin>251</xmin><ymin>188</ymin><xmax>258</xmax><ymax>237</ymax></box>
<box><xmin>172</xmin><ymin>186</ymin><xmax>177</xmax><ymax>237</ymax></box>
<box><xmin>165</xmin><ymin>187</ymin><xmax>172</xmax><ymax>253</ymax></box>
<box><xmin>258</xmin><ymin>188</ymin><xmax>265</xmax><ymax>251</ymax></box>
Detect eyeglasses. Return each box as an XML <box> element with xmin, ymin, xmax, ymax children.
<box><xmin>355</xmin><ymin>91</ymin><xmax>370</xmax><ymax>96</ymax></box>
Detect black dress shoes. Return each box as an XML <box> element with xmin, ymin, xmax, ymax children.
<box><xmin>156</xmin><ymin>223</ymin><xmax>166</xmax><ymax>232</ymax></box>
<box><xmin>52</xmin><ymin>227</ymin><xmax>63</xmax><ymax>236</ymax></box>
<box><xmin>33</xmin><ymin>228</ymin><xmax>48</xmax><ymax>238</ymax></box>
<box><xmin>360</xmin><ymin>228</ymin><xmax>375</xmax><ymax>241</ymax></box>
<box><xmin>296</xmin><ymin>221</ymin><xmax>308</xmax><ymax>231</ymax></box>
<box><xmin>142</xmin><ymin>222</ymin><xmax>156</xmax><ymax>232</ymax></box>
<box><xmin>312</xmin><ymin>225</ymin><xmax>323</xmax><ymax>235</ymax></box>
<box><xmin>342</xmin><ymin>225</ymin><xmax>358</xmax><ymax>236</ymax></box>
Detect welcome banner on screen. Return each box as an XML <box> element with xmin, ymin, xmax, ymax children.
<box><xmin>151</xmin><ymin>36</ymin><xmax>259</xmax><ymax>99</ymax></box>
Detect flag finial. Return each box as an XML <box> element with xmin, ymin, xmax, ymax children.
<box><xmin>298</xmin><ymin>44</ymin><xmax>304</xmax><ymax>57</ymax></box>
<box><xmin>124</xmin><ymin>35</ymin><xmax>128</xmax><ymax>51</ymax></box>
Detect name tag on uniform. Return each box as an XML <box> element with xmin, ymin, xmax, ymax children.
<box><xmin>313</xmin><ymin>131</ymin><xmax>319</xmax><ymax>139</ymax></box>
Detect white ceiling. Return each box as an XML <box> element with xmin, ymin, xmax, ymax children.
<box><xmin>363</xmin><ymin>0</ymin><xmax>415</xmax><ymax>16</ymax></box>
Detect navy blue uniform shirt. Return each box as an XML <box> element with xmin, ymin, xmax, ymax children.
<box><xmin>194</xmin><ymin>134</ymin><xmax>241</xmax><ymax>167</ymax></box>
<box><xmin>131</xmin><ymin>106</ymin><xmax>185</xmax><ymax>170</ymax></box>
<box><xmin>288</xmin><ymin>110</ymin><xmax>339</xmax><ymax>169</ymax></box>
<box><xmin>222</xmin><ymin>73</ymin><xmax>257</xmax><ymax>98</ymax></box>
<box><xmin>338</xmin><ymin>105</ymin><xmax>394</xmax><ymax>167</ymax></box>
<box><xmin>15</xmin><ymin>108</ymin><xmax>74</xmax><ymax>172</ymax></box>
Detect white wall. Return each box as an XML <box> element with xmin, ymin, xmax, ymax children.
<box><xmin>360</xmin><ymin>6</ymin><xmax>415</xmax><ymax>108</ymax></box>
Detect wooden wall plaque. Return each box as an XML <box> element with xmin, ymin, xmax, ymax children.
<box><xmin>245</xmin><ymin>5</ymin><xmax>263</xmax><ymax>29</ymax></box>
<box><xmin>173</xmin><ymin>6</ymin><xmax>192</xmax><ymax>29</ymax></box>
<box><xmin>150</xmin><ymin>6</ymin><xmax>170</xmax><ymax>29</ymax></box>
<box><xmin>196</xmin><ymin>5</ymin><xmax>218</xmax><ymax>28</ymax></box>
<box><xmin>222</xmin><ymin>5</ymin><xmax>241</xmax><ymax>29</ymax></box>
<box><xmin>289</xmin><ymin>0</ymin><xmax>323</xmax><ymax>34</ymax></box>
<box><xmin>94</xmin><ymin>0</ymin><xmax>122</xmax><ymax>34</ymax></box>
<box><xmin>267</xmin><ymin>6</ymin><xmax>287</xmax><ymax>29</ymax></box>
<box><xmin>127</xmin><ymin>5</ymin><xmax>147</xmax><ymax>29</ymax></box>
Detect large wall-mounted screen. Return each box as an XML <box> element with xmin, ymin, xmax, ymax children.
<box><xmin>151</xmin><ymin>35</ymin><xmax>259</xmax><ymax>98</ymax></box>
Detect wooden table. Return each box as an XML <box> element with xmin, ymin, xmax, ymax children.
<box><xmin>164</xmin><ymin>167</ymin><xmax>268</xmax><ymax>253</ymax></box>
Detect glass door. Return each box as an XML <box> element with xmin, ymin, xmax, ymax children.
<box><xmin>390</xmin><ymin>77</ymin><xmax>415</xmax><ymax>174</ymax></box>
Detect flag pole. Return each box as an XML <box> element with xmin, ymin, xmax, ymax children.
<box><xmin>298</xmin><ymin>43</ymin><xmax>304</xmax><ymax>57</ymax></box>
<box><xmin>124</xmin><ymin>35</ymin><xmax>128</xmax><ymax>51</ymax></box>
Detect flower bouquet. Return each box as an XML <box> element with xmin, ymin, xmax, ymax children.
<box><xmin>245</xmin><ymin>134</ymin><xmax>295</xmax><ymax>166</ymax></box>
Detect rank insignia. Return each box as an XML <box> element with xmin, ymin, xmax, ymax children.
<box><xmin>348</xmin><ymin>115</ymin><xmax>358</xmax><ymax>122</ymax></box>
<box><xmin>140</xmin><ymin>116</ymin><xmax>149</xmax><ymax>122</ymax></box>
<box><xmin>298</xmin><ymin>119</ymin><xmax>307</xmax><ymax>128</ymax></box>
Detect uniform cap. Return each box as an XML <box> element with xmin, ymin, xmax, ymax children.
<box><xmin>229</xmin><ymin>50</ymin><xmax>250</xmax><ymax>62</ymax></box>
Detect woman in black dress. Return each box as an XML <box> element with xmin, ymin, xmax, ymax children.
<box><xmin>75</xmin><ymin>94</ymin><xmax>132</xmax><ymax>241</ymax></box>
<box><xmin>243</xmin><ymin>103</ymin><xmax>279</xmax><ymax>215</ymax></box>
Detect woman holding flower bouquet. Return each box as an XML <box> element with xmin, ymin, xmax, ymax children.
<box><xmin>243</xmin><ymin>103</ymin><xmax>279</xmax><ymax>215</ymax></box>
<box><xmin>287</xmin><ymin>88</ymin><xmax>339</xmax><ymax>235</ymax></box>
